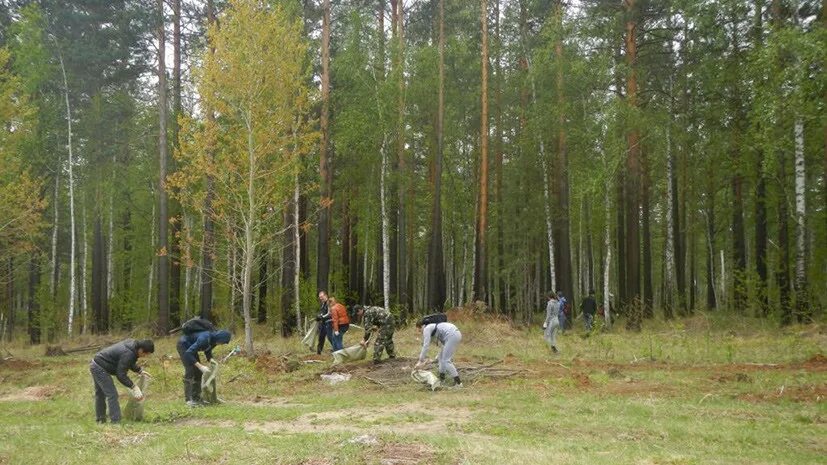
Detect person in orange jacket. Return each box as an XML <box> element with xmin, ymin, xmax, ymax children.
<box><xmin>328</xmin><ymin>297</ymin><xmax>351</xmax><ymax>351</ymax></box>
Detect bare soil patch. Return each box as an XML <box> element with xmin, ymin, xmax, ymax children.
<box><xmin>0</xmin><ymin>385</ymin><xmax>62</xmax><ymax>402</ymax></box>
<box><xmin>738</xmin><ymin>383</ymin><xmax>827</xmax><ymax>404</ymax></box>
<box><xmin>377</xmin><ymin>442</ymin><xmax>435</xmax><ymax>465</ymax></box>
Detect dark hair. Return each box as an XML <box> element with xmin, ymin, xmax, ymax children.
<box><xmin>547</xmin><ymin>292</ymin><xmax>555</xmax><ymax>300</ymax></box>
<box><xmin>136</xmin><ymin>339</ymin><xmax>155</xmax><ymax>354</ymax></box>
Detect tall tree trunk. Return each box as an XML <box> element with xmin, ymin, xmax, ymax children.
<box><xmin>665</xmin><ymin>72</ymin><xmax>678</xmax><ymax>319</ymax></box>
<box><xmin>317</xmin><ymin>0</ymin><xmax>332</xmax><ymax>293</ymax></box>
<box><xmin>157</xmin><ymin>0</ymin><xmax>170</xmax><ymax>334</ymax></box>
<box><xmin>753</xmin><ymin>0</ymin><xmax>769</xmax><ymax>317</ymax></box>
<box><xmin>474</xmin><ymin>0</ymin><xmax>489</xmax><ymax>304</ymax></box>
<box><xmin>641</xmin><ymin>145</ymin><xmax>653</xmax><ymax>318</ymax></box>
<box><xmin>28</xmin><ymin>255</ymin><xmax>40</xmax><ymax>344</ymax></box>
<box><xmin>200</xmin><ymin>0</ymin><xmax>216</xmax><ymax>321</ymax></box>
<box><xmin>729</xmin><ymin>8</ymin><xmax>747</xmax><ymax>314</ymax></box>
<box><xmin>494</xmin><ymin>0</ymin><xmax>506</xmax><ymax>314</ymax></box>
<box><xmin>623</xmin><ymin>0</ymin><xmax>642</xmax><ymax>331</ymax></box>
<box><xmin>81</xmin><ymin>202</ymin><xmax>88</xmax><ymax>334</ymax></box>
<box><xmin>242</xmin><ymin>124</ymin><xmax>256</xmax><ymax>355</ymax></box>
<box><xmin>603</xmin><ymin>169</ymin><xmax>612</xmax><ymax>329</ymax></box>
<box><xmin>427</xmin><ymin>0</ymin><xmax>447</xmax><ymax>312</ymax></box>
<box><xmin>381</xmin><ymin>137</ymin><xmax>391</xmax><ymax>311</ymax></box>
<box><xmin>281</xmin><ymin>189</ymin><xmax>297</xmax><ymax>336</ymax></box>
<box><xmin>705</xmin><ymin>179</ymin><xmax>717</xmax><ymax>309</ymax></box>
<box><xmin>794</xmin><ymin>118</ymin><xmax>808</xmax><ymax>322</ymax></box>
<box><xmin>57</xmin><ymin>50</ymin><xmax>76</xmax><ymax>336</ymax></box>
<box><xmin>773</xmin><ymin>0</ymin><xmax>792</xmax><ymax>325</ymax></box>
<box><xmin>92</xmin><ymin>216</ymin><xmax>108</xmax><ymax>334</ymax></box>
<box><xmin>169</xmin><ymin>0</ymin><xmax>183</xmax><ymax>327</ymax></box>
<box><xmin>553</xmin><ymin>1</ymin><xmax>573</xmax><ymax>312</ymax></box>
<box><xmin>394</xmin><ymin>0</ymin><xmax>408</xmax><ymax>314</ymax></box>
<box><xmin>294</xmin><ymin>171</ymin><xmax>302</xmax><ymax>333</ymax></box>
<box><xmin>50</xmin><ymin>176</ymin><xmax>59</xmax><ymax>299</ymax></box>
<box><xmin>257</xmin><ymin>250</ymin><xmax>268</xmax><ymax>324</ymax></box>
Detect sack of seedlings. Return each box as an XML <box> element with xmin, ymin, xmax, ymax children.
<box><xmin>411</xmin><ymin>370</ymin><xmax>441</xmax><ymax>391</ymax></box>
<box><xmin>200</xmin><ymin>359</ymin><xmax>221</xmax><ymax>404</ymax></box>
<box><xmin>331</xmin><ymin>344</ymin><xmax>367</xmax><ymax>365</ymax></box>
<box><xmin>301</xmin><ymin>322</ymin><xmax>320</xmax><ymax>352</ymax></box>
<box><xmin>123</xmin><ymin>373</ymin><xmax>149</xmax><ymax>421</ymax></box>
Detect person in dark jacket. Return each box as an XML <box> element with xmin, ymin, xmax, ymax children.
<box><xmin>89</xmin><ymin>339</ymin><xmax>154</xmax><ymax>423</ymax></box>
<box><xmin>177</xmin><ymin>329</ymin><xmax>232</xmax><ymax>406</ymax></box>
<box><xmin>315</xmin><ymin>290</ymin><xmax>332</xmax><ymax>354</ymax></box>
<box><xmin>581</xmin><ymin>289</ymin><xmax>597</xmax><ymax>332</ymax></box>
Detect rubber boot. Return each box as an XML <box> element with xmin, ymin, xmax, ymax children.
<box><xmin>184</xmin><ymin>379</ymin><xmax>199</xmax><ymax>407</ymax></box>
<box><xmin>453</xmin><ymin>376</ymin><xmax>463</xmax><ymax>388</ymax></box>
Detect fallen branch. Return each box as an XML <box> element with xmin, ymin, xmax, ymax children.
<box><xmin>363</xmin><ymin>376</ymin><xmax>391</xmax><ymax>388</ymax></box>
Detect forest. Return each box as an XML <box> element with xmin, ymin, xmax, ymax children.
<box><xmin>0</xmin><ymin>0</ymin><xmax>825</xmax><ymax>352</ymax></box>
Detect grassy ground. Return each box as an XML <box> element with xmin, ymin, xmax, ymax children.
<box><xmin>0</xmin><ymin>312</ymin><xmax>825</xmax><ymax>465</ymax></box>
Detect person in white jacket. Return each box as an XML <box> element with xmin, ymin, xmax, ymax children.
<box><xmin>414</xmin><ymin>320</ymin><xmax>463</xmax><ymax>387</ymax></box>
<box><xmin>543</xmin><ymin>293</ymin><xmax>560</xmax><ymax>353</ymax></box>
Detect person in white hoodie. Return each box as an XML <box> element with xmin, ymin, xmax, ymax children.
<box><xmin>543</xmin><ymin>292</ymin><xmax>561</xmax><ymax>353</ymax></box>
<box><xmin>414</xmin><ymin>319</ymin><xmax>463</xmax><ymax>387</ymax></box>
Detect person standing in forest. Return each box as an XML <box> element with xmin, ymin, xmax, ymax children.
<box><xmin>543</xmin><ymin>292</ymin><xmax>561</xmax><ymax>354</ymax></box>
<box><xmin>581</xmin><ymin>289</ymin><xmax>597</xmax><ymax>332</ymax></box>
<box><xmin>315</xmin><ymin>291</ymin><xmax>332</xmax><ymax>354</ymax></box>
<box><xmin>328</xmin><ymin>296</ymin><xmax>350</xmax><ymax>351</ymax></box>
<box><xmin>557</xmin><ymin>290</ymin><xmax>569</xmax><ymax>331</ymax></box>
<box><xmin>89</xmin><ymin>339</ymin><xmax>154</xmax><ymax>423</ymax></box>
<box><xmin>177</xmin><ymin>328</ymin><xmax>232</xmax><ymax>407</ymax></box>
<box><xmin>357</xmin><ymin>305</ymin><xmax>397</xmax><ymax>364</ymax></box>
<box><xmin>415</xmin><ymin>319</ymin><xmax>463</xmax><ymax>388</ymax></box>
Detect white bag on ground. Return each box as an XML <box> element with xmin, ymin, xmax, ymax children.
<box><xmin>411</xmin><ymin>370</ymin><xmax>441</xmax><ymax>391</ymax></box>
<box><xmin>200</xmin><ymin>359</ymin><xmax>220</xmax><ymax>404</ymax></box>
<box><xmin>332</xmin><ymin>344</ymin><xmax>367</xmax><ymax>365</ymax></box>
<box><xmin>301</xmin><ymin>322</ymin><xmax>320</xmax><ymax>351</ymax></box>
<box><xmin>123</xmin><ymin>373</ymin><xmax>149</xmax><ymax>421</ymax></box>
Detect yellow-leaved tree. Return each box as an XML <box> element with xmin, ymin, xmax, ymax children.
<box><xmin>171</xmin><ymin>0</ymin><xmax>316</xmax><ymax>354</ymax></box>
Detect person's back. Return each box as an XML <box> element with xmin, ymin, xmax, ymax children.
<box><xmin>582</xmin><ymin>295</ymin><xmax>597</xmax><ymax>315</ymax></box>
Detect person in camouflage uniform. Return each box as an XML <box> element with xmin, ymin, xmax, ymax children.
<box><xmin>357</xmin><ymin>305</ymin><xmax>396</xmax><ymax>363</ymax></box>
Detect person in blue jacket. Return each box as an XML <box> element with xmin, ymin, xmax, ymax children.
<box><xmin>177</xmin><ymin>329</ymin><xmax>232</xmax><ymax>406</ymax></box>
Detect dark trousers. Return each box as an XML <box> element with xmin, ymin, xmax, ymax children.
<box><xmin>176</xmin><ymin>338</ymin><xmax>203</xmax><ymax>401</ymax></box>
<box><xmin>90</xmin><ymin>360</ymin><xmax>121</xmax><ymax>423</ymax></box>
<box><xmin>316</xmin><ymin>320</ymin><xmax>331</xmax><ymax>354</ymax></box>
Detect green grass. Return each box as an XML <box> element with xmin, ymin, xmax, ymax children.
<box><xmin>0</xmin><ymin>313</ymin><xmax>825</xmax><ymax>464</ymax></box>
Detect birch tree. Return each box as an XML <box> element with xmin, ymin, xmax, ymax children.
<box><xmin>173</xmin><ymin>0</ymin><xmax>315</xmax><ymax>354</ymax></box>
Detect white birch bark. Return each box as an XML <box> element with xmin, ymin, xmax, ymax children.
<box><xmin>81</xmin><ymin>202</ymin><xmax>88</xmax><ymax>334</ymax></box>
<box><xmin>380</xmin><ymin>136</ymin><xmax>390</xmax><ymax>311</ymax></box>
<box><xmin>147</xmin><ymin>201</ymin><xmax>156</xmax><ymax>314</ymax></box>
<box><xmin>107</xmin><ymin>155</ymin><xmax>115</xmax><ymax>299</ymax></box>
<box><xmin>242</xmin><ymin>117</ymin><xmax>256</xmax><ymax>355</ymax></box>
<box><xmin>58</xmin><ymin>50</ymin><xmax>76</xmax><ymax>336</ymax></box>
<box><xmin>793</xmin><ymin>117</ymin><xmax>807</xmax><ymax>301</ymax></box>
<box><xmin>183</xmin><ymin>214</ymin><xmax>191</xmax><ymax>319</ymax></box>
<box><xmin>293</xmin><ymin>170</ymin><xmax>302</xmax><ymax>335</ymax></box>
<box><xmin>50</xmin><ymin>176</ymin><xmax>59</xmax><ymax>297</ymax></box>
<box><xmin>603</xmin><ymin>183</ymin><xmax>612</xmax><ymax>329</ymax></box>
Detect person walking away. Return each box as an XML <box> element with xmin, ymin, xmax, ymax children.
<box><xmin>90</xmin><ymin>339</ymin><xmax>154</xmax><ymax>423</ymax></box>
<box><xmin>543</xmin><ymin>293</ymin><xmax>561</xmax><ymax>353</ymax></box>
<box><xmin>557</xmin><ymin>290</ymin><xmax>568</xmax><ymax>331</ymax></box>
<box><xmin>177</xmin><ymin>329</ymin><xmax>232</xmax><ymax>406</ymax></box>
<box><xmin>328</xmin><ymin>297</ymin><xmax>350</xmax><ymax>351</ymax></box>
<box><xmin>415</xmin><ymin>320</ymin><xmax>463</xmax><ymax>387</ymax></box>
<box><xmin>357</xmin><ymin>305</ymin><xmax>397</xmax><ymax>364</ymax></box>
<box><xmin>315</xmin><ymin>291</ymin><xmax>332</xmax><ymax>354</ymax></box>
<box><xmin>581</xmin><ymin>289</ymin><xmax>597</xmax><ymax>332</ymax></box>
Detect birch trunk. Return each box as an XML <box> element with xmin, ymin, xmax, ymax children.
<box><xmin>107</xmin><ymin>157</ymin><xmax>115</xmax><ymax>300</ymax></box>
<box><xmin>664</xmin><ymin>74</ymin><xmax>676</xmax><ymax>318</ymax></box>
<box><xmin>50</xmin><ymin>176</ymin><xmax>59</xmax><ymax>298</ymax></box>
<box><xmin>381</xmin><ymin>136</ymin><xmax>390</xmax><ymax>311</ymax></box>
<box><xmin>242</xmin><ymin>118</ymin><xmax>255</xmax><ymax>355</ymax></box>
<box><xmin>81</xmin><ymin>202</ymin><xmax>88</xmax><ymax>334</ymax></box>
<box><xmin>58</xmin><ymin>50</ymin><xmax>76</xmax><ymax>336</ymax></box>
<box><xmin>603</xmin><ymin>181</ymin><xmax>612</xmax><ymax>329</ymax></box>
<box><xmin>293</xmin><ymin>170</ymin><xmax>302</xmax><ymax>334</ymax></box>
<box><xmin>794</xmin><ymin>117</ymin><xmax>808</xmax><ymax>319</ymax></box>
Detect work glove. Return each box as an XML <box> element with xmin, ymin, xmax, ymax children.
<box><xmin>334</xmin><ymin>331</ymin><xmax>340</xmax><ymax>336</ymax></box>
<box><xmin>196</xmin><ymin>363</ymin><xmax>209</xmax><ymax>373</ymax></box>
<box><xmin>543</xmin><ymin>323</ymin><xmax>547</xmax><ymax>329</ymax></box>
<box><xmin>131</xmin><ymin>386</ymin><xmax>144</xmax><ymax>400</ymax></box>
